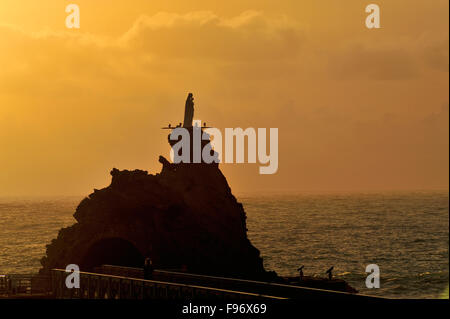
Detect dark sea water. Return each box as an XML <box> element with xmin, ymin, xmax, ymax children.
<box><xmin>0</xmin><ymin>192</ymin><xmax>448</xmax><ymax>299</ymax></box>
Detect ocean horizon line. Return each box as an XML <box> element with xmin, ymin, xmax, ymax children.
<box><xmin>0</xmin><ymin>188</ymin><xmax>448</xmax><ymax>200</ymax></box>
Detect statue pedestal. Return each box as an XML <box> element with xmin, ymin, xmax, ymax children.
<box><xmin>168</xmin><ymin>126</ymin><xmax>219</xmax><ymax>165</ymax></box>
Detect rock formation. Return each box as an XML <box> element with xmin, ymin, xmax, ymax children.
<box><xmin>40</xmin><ymin>93</ymin><xmax>271</xmax><ymax>279</ymax></box>
<box><xmin>39</xmin><ymin>156</ymin><xmax>270</xmax><ymax>280</ymax></box>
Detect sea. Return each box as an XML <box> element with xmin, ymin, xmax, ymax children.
<box><xmin>0</xmin><ymin>191</ymin><xmax>448</xmax><ymax>299</ymax></box>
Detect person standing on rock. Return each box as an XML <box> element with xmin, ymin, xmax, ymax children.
<box><xmin>297</xmin><ymin>265</ymin><xmax>304</xmax><ymax>280</ymax></box>
<box><xmin>144</xmin><ymin>257</ymin><xmax>154</xmax><ymax>280</ymax></box>
<box><xmin>326</xmin><ymin>266</ymin><xmax>334</xmax><ymax>281</ymax></box>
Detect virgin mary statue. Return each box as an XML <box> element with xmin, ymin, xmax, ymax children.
<box><xmin>183</xmin><ymin>93</ymin><xmax>194</xmax><ymax>128</ymax></box>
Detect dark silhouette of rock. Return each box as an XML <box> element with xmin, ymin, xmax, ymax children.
<box><xmin>39</xmin><ymin>157</ymin><xmax>269</xmax><ymax>280</ymax></box>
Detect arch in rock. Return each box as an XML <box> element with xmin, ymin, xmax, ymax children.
<box><xmin>80</xmin><ymin>237</ymin><xmax>144</xmax><ymax>271</ymax></box>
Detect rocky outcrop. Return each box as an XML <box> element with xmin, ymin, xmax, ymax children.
<box><xmin>39</xmin><ymin>157</ymin><xmax>270</xmax><ymax>280</ymax></box>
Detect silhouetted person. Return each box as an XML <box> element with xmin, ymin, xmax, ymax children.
<box><xmin>297</xmin><ymin>265</ymin><xmax>305</xmax><ymax>280</ymax></box>
<box><xmin>144</xmin><ymin>257</ymin><xmax>153</xmax><ymax>280</ymax></box>
<box><xmin>326</xmin><ymin>266</ymin><xmax>334</xmax><ymax>280</ymax></box>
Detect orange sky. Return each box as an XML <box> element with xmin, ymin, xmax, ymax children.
<box><xmin>0</xmin><ymin>1</ymin><xmax>448</xmax><ymax>196</ymax></box>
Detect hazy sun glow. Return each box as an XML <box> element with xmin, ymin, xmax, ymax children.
<box><xmin>0</xmin><ymin>0</ymin><xmax>448</xmax><ymax>196</ymax></box>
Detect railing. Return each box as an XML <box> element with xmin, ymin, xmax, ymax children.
<box><xmin>94</xmin><ymin>265</ymin><xmax>381</xmax><ymax>300</ymax></box>
<box><xmin>51</xmin><ymin>269</ymin><xmax>287</xmax><ymax>300</ymax></box>
<box><xmin>0</xmin><ymin>274</ymin><xmax>44</xmax><ymax>296</ymax></box>
<box><xmin>0</xmin><ymin>276</ymin><xmax>7</xmax><ymax>294</ymax></box>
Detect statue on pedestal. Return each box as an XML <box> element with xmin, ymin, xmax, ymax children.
<box><xmin>163</xmin><ymin>93</ymin><xmax>218</xmax><ymax>165</ymax></box>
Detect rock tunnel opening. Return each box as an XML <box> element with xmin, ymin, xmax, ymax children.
<box><xmin>80</xmin><ymin>238</ymin><xmax>144</xmax><ymax>272</ymax></box>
